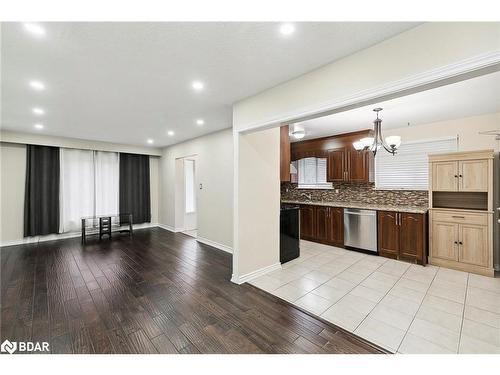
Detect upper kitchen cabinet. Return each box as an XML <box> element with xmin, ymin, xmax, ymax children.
<box><xmin>280</xmin><ymin>125</ymin><xmax>291</xmax><ymax>182</ymax></box>
<box><xmin>291</xmin><ymin>130</ymin><xmax>373</xmax><ymax>183</ymax></box>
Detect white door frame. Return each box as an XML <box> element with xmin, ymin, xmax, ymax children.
<box><xmin>174</xmin><ymin>154</ymin><xmax>198</xmax><ymax>233</ymax></box>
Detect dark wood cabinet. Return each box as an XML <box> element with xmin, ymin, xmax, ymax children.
<box><xmin>327</xmin><ymin>148</ymin><xmax>346</xmax><ymax>182</ymax></box>
<box><xmin>280</xmin><ymin>125</ymin><xmax>291</xmax><ymax>182</ymax></box>
<box><xmin>347</xmin><ymin>150</ymin><xmax>369</xmax><ymax>182</ymax></box>
<box><xmin>299</xmin><ymin>205</ymin><xmax>316</xmax><ymax>241</ymax></box>
<box><xmin>377</xmin><ymin>211</ymin><xmax>427</xmax><ymax>264</ymax></box>
<box><xmin>300</xmin><ymin>205</ymin><xmax>344</xmax><ymax>247</ymax></box>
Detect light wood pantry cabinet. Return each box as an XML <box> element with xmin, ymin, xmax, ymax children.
<box><xmin>428</xmin><ymin>150</ymin><xmax>495</xmax><ymax>277</ymax></box>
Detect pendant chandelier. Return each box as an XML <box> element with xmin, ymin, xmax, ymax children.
<box><xmin>353</xmin><ymin>108</ymin><xmax>401</xmax><ymax>156</ymax></box>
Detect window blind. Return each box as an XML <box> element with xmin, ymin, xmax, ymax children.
<box><xmin>297</xmin><ymin>157</ymin><xmax>332</xmax><ymax>188</ymax></box>
<box><xmin>375</xmin><ymin>136</ymin><xmax>458</xmax><ymax>190</ymax></box>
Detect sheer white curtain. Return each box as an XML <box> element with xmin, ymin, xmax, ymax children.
<box><xmin>59</xmin><ymin>149</ymin><xmax>120</xmax><ymax>233</ymax></box>
<box><xmin>94</xmin><ymin>151</ymin><xmax>119</xmax><ymax>217</ymax></box>
<box><xmin>59</xmin><ymin>149</ymin><xmax>95</xmax><ymax>233</ymax></box>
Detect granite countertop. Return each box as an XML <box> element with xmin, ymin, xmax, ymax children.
<box><xmin>281</xmin><ymin>199</ymin><xmax>429</xmax><ymax>214</ymax></box>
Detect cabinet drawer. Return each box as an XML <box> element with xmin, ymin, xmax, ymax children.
<box><xmin>431</xmin><ymin>210</ymin><xmax>488</xmax><ymax>225</ymax></box>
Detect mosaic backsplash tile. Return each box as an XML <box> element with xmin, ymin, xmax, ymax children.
<box><xmin>281</xmin><ymin>182</ymin><xmax>429</xmax><ymax>208</ymax></box>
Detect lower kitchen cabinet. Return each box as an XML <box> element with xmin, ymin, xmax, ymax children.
<box><xmin>377</xmin><ymin>211</ymin><xmax>427</xmax><ymax>265</ymax></box>
<box><xmin>299</xmin><ymin>205</ymin><xmax>343</xmax><ymax>247</ymax></box>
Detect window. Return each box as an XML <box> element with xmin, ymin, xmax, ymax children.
<box><xmin>184</xmin><ymin>159</ymin><xmax>196</xmax><ymax>213</ymax></box>
<box><xmin>375</xmin><ymin>136</ymin><xmax>458</xmax><ymax>190</ymax></box>
<box><xmin>296</xmin><ymin>157</ymin><xmax>332</xmax><ymax>189</ymax></box>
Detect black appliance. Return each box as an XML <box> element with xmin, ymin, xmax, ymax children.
<box><xmin>280</xmin><ymin>204</ymin><xmax>300</xmax><ymax>264</ymax></box>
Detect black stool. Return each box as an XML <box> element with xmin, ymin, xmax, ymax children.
<box><xmin>99</xmin><ymin>217</ymin><xmax>112</xmax><ymax>240</ymax></box>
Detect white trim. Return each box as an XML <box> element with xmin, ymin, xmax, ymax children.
<box><xmin>230</xmin><ymin>262</ymin><xmax>282</xmax><ymax>285</ymax></box>
<box><xmin>237</xmin><ymin>51</ymin><xmax>500</xmax><ymax>133</ymax></box>
<box><xmin>157</xmin><ymin>223</ymin><xmax>179</xmax><ymax>232</ymax></box>
<box><xmin>196</xmin><ymin>236</ymin><xmax>233</xmax><ymax>254</ymax></box>
<box><xmin>0</xmin><ymin>223</ymin><xmax>159</xmax><ymax>247</ymax></box>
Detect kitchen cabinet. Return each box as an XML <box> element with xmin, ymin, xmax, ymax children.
<box><xmin>377</xmin><ymin>211</ymin><xmax>427</xmax><ymax>264</ymax></box>
<box><xmin>299</xmin><ymin>205</ymin><xmax>343</xmax><ymax>247</ymax></box>
<box><xmin>280</xmin><ymin>125</ymin><xmax>291</xmax><ymax>182</ymax></box>
<box><xmin>327</xmin><ymin>148</ymin><xmax>346</xmax><ymax>182</ymax></box>
<box><xmin>428</xmin><ymin>150</ymin><xmax>494</xmax><ymax>277</ymax></box>
<box><xmin>347</xmin><ymin>150</ymin><xmax>369</xmax><ymax>182</ymax></box>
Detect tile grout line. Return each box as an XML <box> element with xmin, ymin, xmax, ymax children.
<box><xmin>395</xmin><ymin>265</ymin><xmax>441</xmax><ymax>353</ymax></box>
<box><xmin>457</xmin><ymin>272</ymin><xmax>470</xmax><ymax>353</ymax></box>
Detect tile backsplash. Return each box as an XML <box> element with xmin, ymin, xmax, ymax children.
<box><xmin>281</xmin><ymin>182</ymin><xmax>429</xmax><ymax>208</ymax></box>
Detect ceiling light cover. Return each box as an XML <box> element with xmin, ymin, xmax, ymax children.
<box><xmin>292</xmin><ymin>130</ymin><xmax>305</xmax><ymax>139</ymax></box>
<box><xmin>23</xmin><ymin>23</ymin><xmax>46</xmax><ymax>37</ymax></box>
<box><xmin>192</xmin><ymin>81</ymin><xmax>204</xmax><ymax>91</ymax></box>
<box><xmin>34</xmin><ymin>123</ymin><xmax>44</xmax><ymax>129</ymax></box>
<box><xmin>280</xmin><ymin>23</ymin><xmax>295</xmax><ymax>36</ymax></box>
<box><xmin>167</xmin><ymin>130</ymin><xmax>174</xmax><ymax>136</ymax></box>
<box><xmin>196</xmin><ymin>119</ymin><xmax>205</xmax><ymax>125</ymax></box>
<box><xmin>32</xmin><ymin>107</ymin><xmax>45</xmax><ymax>115</ymax></box>
<box><xmin>29</xmin><ymin>80</ymin><xmax>45</xmax><ymax>90</ymax></box>
<box><xmin>147</xmin><ymin>139</ymin><xmax>154</xmax><ymax>144</ymax></box>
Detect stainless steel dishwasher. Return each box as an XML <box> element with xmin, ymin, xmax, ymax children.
<box><xmin>344</xmin><ymin>208</ymin><xmax>377</xmax><ymax>253</ymax></box>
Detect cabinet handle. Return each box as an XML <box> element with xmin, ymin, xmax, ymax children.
<box><xmin>452</xmin><ymin>216</ymin><xmax>465</xmax><ymax>219</ymax></box>
<box><xmin>459</xmin><ymin>174</ymin><xmax>463</xmax><ymax>178</ymax></box>
<box><xmin>454</xmin><ymin>175</ymin><xmax>458</xmax><ymax>178</ymax></box>
<box><xmin>454</xmin><ymin>241</ymin><xmax>458</xmax><ymax>244</ymax></box>
<box><xmin>459</xmin><ymin>241</ymin><xmax>463</xmax><ymax>245</ymax></box>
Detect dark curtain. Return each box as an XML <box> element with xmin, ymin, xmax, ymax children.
<box><xmin>24</xmin><ymin>145</ymin><xmax>60</xmax><ymax>237</ymax></box>
<box><xmin>119</xmin><ymin>153</ymin><xmax>151</xmax><ymax>224</ymax></box>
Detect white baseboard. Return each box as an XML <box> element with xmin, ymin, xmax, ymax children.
<box><xmin>157</xmin><ymin>224</ymin><xmax>181</xmax><ymax>232</ymax></box>
<box><xmin>231</xmin><ymin>262</ymin><xmax>282</xmax><ymax>285</ymax></box>
<box><xmin>0</xmin><ymin>222</ymin><xmax>159</xmax><ymax>247</ymax></box>
<box><xmin>196</xmin><ymin>236</ymin><xmax>232</xmax><ymax>254</ymax></box>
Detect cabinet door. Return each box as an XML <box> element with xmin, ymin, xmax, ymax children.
<box><xmin>377</xmin><ymin>211</ymin><xmax>400</xmax><ymax>259</ymax></box>
<box><xmin>327</xmin><ymin>148</ymin><xmax>346</xmax><ymax>182</ymax></box>
<box><xmin>347</xmin><ymin>150</ymin><xmax>368</xmax><ymax>182</ymax></box>
<box><xmin>400</xmin><ymin>213</ymin><xmax>425</xmax><ymax>264</ymax></box>
<box><xmin>329</xmin><ymin>207</ymin><xmax>344</xmax><ymax>247</ymax></box>
<box><xmin>280</xmin><ymin>126</ymin><xmax>291</xmax><ymax>182</ymax></box>
<box><xmin>459</xmin><ymin>159</ymin><xmax>488</xmax><ymax>192</ymax></box>
<box><xmin>459</xmin><ymin>224</ymin><xmax>489</xmax><ymax>267</ymax></box>
<box><xmin>432</xmin><ymin>161</ymin><xmax>458</xmax><ymax>191</ymax></box>
<box><xmin>431</xmin><ymin>221</ymin><xmax>459</xmax><ymax>261</ymax></box>
<box><xmin>315</xmin><ymin>206</ymin><xmax>330</xmax><ymax>243</ymax></box>
<box><xmin>300</xmin><ymin>206</ymin><xmax>316</xmax><ymax>240</ymax></box>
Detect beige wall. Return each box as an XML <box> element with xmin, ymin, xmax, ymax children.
<box><xmin>233</xmin><ymin>23</ymin><xmax>500</xmax><ymax>131</ymax></box>
<box><xmin>384</xmin><ymin>112</ymin><xmax>500</xmax><ymax>152</ymax></box>
<box><xmin>159</xmin><ymin>129</ymin><xmax>233</xmax><ymax>249</ymax></box>
<box><xmin>233</xmin><ymin>127</ymin><xmax>280</xmax><ymax>280</ymax></box>
<box><xmin>0</xmin><ymin>143</ymin><xmax>27</xmax><ymax>243</ymax></box>
<box><xmin>0</xmin><ymin>142</ymin><xmax>160</xmax><ymax>245</ymax></box>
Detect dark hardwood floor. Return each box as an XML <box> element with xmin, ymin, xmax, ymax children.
<box><xmin>0</xmin><ymin>227</ymin><xmax>385</xmax><ymax>354</ymax></box>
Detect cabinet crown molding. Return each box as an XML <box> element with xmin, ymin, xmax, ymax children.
<box><xmin>429</xmin><ymin>149</ymin><xmax>495</xmax><ymax>162</ymax></box>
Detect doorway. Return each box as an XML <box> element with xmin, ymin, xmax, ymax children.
<box><xmin>175</xmin><ymin>155</ymin><xmax>198</xmax><ymax>238</ymax></box>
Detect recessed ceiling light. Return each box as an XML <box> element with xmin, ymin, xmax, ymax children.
<box><xmin>29</xmin><ymin>80</ymin><xmax>45</xmax><ymax>91</ymax></box>
<box><xmin>196</xmin><ymin>119</ymin><xmax>205</xmax><ymax>126</ymax></box>
<box><xmin>167</xmin><ymin>130</ymin><xmax>174</xmax><ymax>136</ymax></box>
<box><xmin>147</xmin><ymin>139</ymin><xmax>154</xmax><ymax>144</ymax></box>
<box><xmin>23</xmin><ymin>23</ymin><xmax>46</xmax><ymax>37</ymax></box>
<box><xmin>32</xmin><ymin>107</ymin><xmax>45</xmax><ymax>115</ymax></box>
<box><xmin>191</xmin><ymin>81</ymin><xmax>204</xmax><ymax>91</ymax></box>
<box><xmin>34</xmin><ymin>123</ymin><xmax>44</xmax><ymax>130</ymax></box>
<box><xmin>279</xmin><ymin>23</ymin><xmax>295</xmax><ymax>36</ymax></box>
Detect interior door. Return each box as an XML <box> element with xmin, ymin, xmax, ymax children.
<box><xmin>432</xmin><ymin>161</ymin><xmax>458</xmax><ymax>191</ymax></box>
<box><xmin>327</xmin><ymin>148</ymin><xmax>346</xmax><ymax>182</ymax></box>
<box><xmin>377</xmin><ymin>211</ymin><xmax>399</xmax><ymax>259</ymax></box>
<box><xmin>459</xmin><ymin>159</ymin><xmax>488</xmax><ymax>192</ymax></box>
<box><xmin>431</xmin><ymin>221</ymin><xmax>459</xmax><ymax>261</ymax></box>
<box><xmin>459</xmin><ymin>224</ymin><xmax>489</xmax><ymax>267</ymax></box>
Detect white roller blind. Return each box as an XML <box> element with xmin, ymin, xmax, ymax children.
<box><xmin>297</xmin><ymin>157</ymin><xmax>332</xmax><ymax>188</ymax></box>
<box><xmin>375</xmin><ymin>136</ymin><xmax>458</xmax><ymax>190</ymax></box>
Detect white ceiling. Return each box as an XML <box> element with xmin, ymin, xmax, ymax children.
<box><xmin>293</xmin><ymin>71</ymin><xmax>500</xmax><ymax>141</ymax></box>
<box><xmin>1</xmin><ymin>22</ymin><xmax>420</xmax><ymax>147</ymax></box>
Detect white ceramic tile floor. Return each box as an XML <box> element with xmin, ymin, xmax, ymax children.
<box><xmin>249</xmin><ymin>240</ymin><xmax>500</xmax><ymax>354</ymax></box>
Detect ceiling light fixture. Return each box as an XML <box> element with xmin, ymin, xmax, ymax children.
<box><xmin>290</xmin><ymin>123</ymin><xmax>306</xmax><ymax>139</ymax></box>
<box><xmin>34</xmin><ymin>123</ymin><xmax>44</xmax><ymax>130</ymax></box>
<box><xmin>147</xmin><ymin>139</ymin><xmax>154</xmax><ymax>144</ymax></box>
<box><xmin>29</xmin><ymin>80</ymin><xmax>45</xmax><ymax>91</ymax></box>
<box><xmin>279</xmin><ymin>23</ymin><xmax>295</xmax><ymax>36</ymax></box>
<box><xmin>32</xmin><ymin>107</ymin><xmax>45</xmax><ymax>115</ymax></box>
<box><xmin>352</xmin><ymin>108</ymin><xmax>401</xmax><ymax>156</ymax></box>
<box><xmin>196</xmin><ymin>119</ymin><xmax>204</xmax><ymax>126</ymax></box>
<box><xmin>191</xmin><ymin>81</ymin><xmax>204</xmax><ymax>91</ymax></box>
<box><xmin>167</xmin><ymin>130</ymin><xmax>174</xmax><ymax>136</ymax></box>
<box><xmin>23</xmin><ymin>23</ymin><xmax>46</xmax><ymax>37</ymax></box>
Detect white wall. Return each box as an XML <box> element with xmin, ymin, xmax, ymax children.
<box><xmin>0</xmin><ymin>141</ymin><xmax>160</xmax><ymax>245</ymax></box>
<box><xmin>233</xmin><ymin>23</ymin><xmax>500</xmax><ymax>131</ymax></box>
<box><xmin>159</xmin><ymin>129</ymin><xmax>233</xmax><ymax>250</ymax></box>
<box><xmin>384</xmin><ymin>112</ymin><xmax>500</xmax><ymax>152</ymax></box>
<box><xmin>232</xmin><ymin>127</ymin><xmax>281</xmax><ymax>282</ymax></box>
